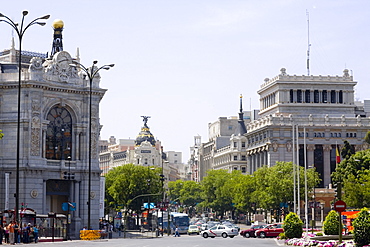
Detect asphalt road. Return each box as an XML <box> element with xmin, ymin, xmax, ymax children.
<box><xmin>22</xmin><ymin>234</ymin><xmax>285</xmax><ymax>247</ymax></box>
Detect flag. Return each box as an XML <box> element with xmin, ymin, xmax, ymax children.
<box><xmin>336</xmin><ymin>146</ymin><xmax>341</xmax><ymax>164</ymax></box>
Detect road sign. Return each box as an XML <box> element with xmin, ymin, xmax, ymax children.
<box><xmin>334</xmin><ymin>200</ymin><xmax>346</xmax><ymax>212</ymax></box>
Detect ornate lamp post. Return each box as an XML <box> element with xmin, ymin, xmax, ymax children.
<box><xmin>70</xmin><ymin>60</ymin><xmax>114</xmax><ymax>229</ymax></box>
<box><xmin>0</xmin><ymin>10</ymin><xmax>50</xmax><ymax>223</ymax></box>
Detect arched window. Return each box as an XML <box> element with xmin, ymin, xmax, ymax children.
<box><xmin>46</xmin><ymin>105</ymin><xmax>72</xmax><ymax>160</ymax></box>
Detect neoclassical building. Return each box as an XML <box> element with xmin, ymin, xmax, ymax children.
<box><xmin>246</xmin><ymin>68</ymin><xmax>370</xmax><ymax>187</ymax></box>
<box><xmin>196</xmin><ymin>68</ymin><xmax>370</xmax><ymax>189</ymax></box>
<box><xmin>0</xmin><ymin>20</ymin><xmax>106</xmax><ymax>237</ymax></box>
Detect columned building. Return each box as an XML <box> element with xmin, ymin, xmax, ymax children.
<box><xmin>0</xmin><ymin>20</ymin><xmax>106</xmax><ymax>237</ymax></box>
<box><xmin>246</xmin><ymin>68</ymin><xmax>370</xmax><ymax>187</ymax></box>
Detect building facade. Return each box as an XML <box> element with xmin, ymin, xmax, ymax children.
<box><xmin>0</xmin><ymin>20</ymin><xmax>105</xmax><ymax>238</ymax></box>
<box><xmin>246</xmin><ymin>68</ymin><xmax>370</xmax><ymax>187</ymax></box>
<box><xmin>195</xmin><ymin>68</ymin><xmax>370</xmax><ymax>189</ymax></box>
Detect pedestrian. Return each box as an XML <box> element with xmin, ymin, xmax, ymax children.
<box><xmin>13</xmin><ymin>222</ymin><xmax>19</xmax><ymax>244</ymax></box>
<box><xmin>33</xmin><ymin>225</ymin><xmax>39</xmax><ymax>243</ymax></box>
<box><xmin>4</xmin><ymin>225</ymin><xmax>9</xmax><ymax>244</ymax></box>
<box><xmin>8</xmin><ymin>221</ymin><xmax>14</xmax><ymax>245</ymax></box>
<box><xmin>174</xmin><ymin>225</ymin><xmax>180</xmax><ymax>237</ymax></box>
<box><xmin>0</xmin><ymin>224</ymin><xmax>3</xmax><ymax>245</ymax></box>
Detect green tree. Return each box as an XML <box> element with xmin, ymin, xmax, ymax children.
<box><xmin>323</xmin><ymin>210</ymin><xmax>340</xmax><ymax>235</ymax></box>
<box><xmin>283</xmin><ymin>212</ymin><xmax>303</xmax><ymax>239</ymax></box>
<box><xmin>251</xmin><ymin>162</ymin><xmax>320</xmax><ymax>213</ymax></box>
<box><xmin>332</xmin><ymin>150</ymin><xmax>370</xmax><ymax>208</ymax></box>
<box><xmin>167</xmin><ymin>180</ymin><xmax>202</xmax><ymax>214</ymax></box>
<box><xmin>0</xmin><ymin>130</ymin><xmax>3</xmax><ymax>139</ymax></box>
<box><xmin>230</xmin><ymin>172</ymin><xmax>255</xmax><ymax>214</ymax></box>
<box><xmin>353</xmin><ymin>207</ymin><xmax>370</xmax><ymax>247</ymax></box>
<box><xmin>200</xmin><ymin>169</ymin><xmax>235</xmax><ymax>219</ymax></box>
<box><xmin>364</xmin><ymin>131</ymin><xmax>370</xmax><ymax>145</ymax></box>
<box><xmin>341</xmin><ymin>140</ymin><xmax>355</xmax><ymax>160</ymax></box>
<box><xmin>105</xmin><ymin>164</ymin><xmax>163</xmax><ymax>213</ymax></box>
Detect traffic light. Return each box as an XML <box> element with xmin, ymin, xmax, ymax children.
<box><xmin>334</xmin><ymin>182</ymin><xmax>342</xmax><ymax>200</ymax></box>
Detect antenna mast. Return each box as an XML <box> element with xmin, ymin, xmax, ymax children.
<box><xmin>306</xmin><ymin>10</ymin><xmax>311</xmax><ymax>76</ymax></box>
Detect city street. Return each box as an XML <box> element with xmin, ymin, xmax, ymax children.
<box><xmin>21</xmin><ymin>235</ymin><xmax>284</xmax><ymax>247</ymax></box>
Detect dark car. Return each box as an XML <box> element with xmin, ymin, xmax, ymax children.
<box><xmin>255</xmin><ymin>223</ymin><xmax>284</xmax><ymax>238</ymax></box>
<box><xmin>240</xmin><ymin>224</ymin><xmax>267</xmax><ymax>238</ymax></box>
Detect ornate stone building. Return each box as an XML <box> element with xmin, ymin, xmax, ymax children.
<box><xmin>246</xmin><ymin>68</ymin><xmax>370</xmax><ymax>187</ymax></box>
<box><xmin>98</xmin><ymin>117</ymin><xmax>171</xmax><ymax>180</ymax></box>
<box><xmin>0</xmin><ymin>20</ymin><xmax>106</xmax><ymax>237</ymax></box>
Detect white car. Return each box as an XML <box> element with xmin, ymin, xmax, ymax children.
<box><xmin>201</xmin><ymin>224</ymin><xmax>238</xmax><ymax>238</ymax></box>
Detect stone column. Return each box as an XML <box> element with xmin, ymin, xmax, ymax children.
<box><xmin>323</xmin><ymin>145</ymin><xmax>332</xmax><ymax>187</ymax></box>
<box><xmin>307</xmin><ymin>144</ymin><xmax>315</xmax><ymax>168</ymax></box>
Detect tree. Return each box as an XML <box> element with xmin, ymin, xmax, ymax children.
<box><xmin>353</xmin><ymin>207</ymin><xmax>370</xmax><ymax>247</ymax></box>
<box><xmin>230</xmin><ymin>172</ymin><xmax>255</xmax><ymax>214</ymax></box>
<box><xmin>283</xmin><ymin>212</ymin><xmax>303</xmax><ymax>239</ymax></box>
<box><xmin>332</xmin><ymin>150</ymin><xmax>370</xmax><ymax>208</ymax></box>
<box><xmin>105</xmin><ymin>164</ymin><xmax>163</xmax><ymax>213</ymax></box>
<box><xmin>364</xmin><ymin>131</ymin><xmax>370</xmax><ymax>145</ymax></box>
<box><xmin>323</xmin><ymin>210</ymin><xmax>340</xmax><ymax>235</ymax></box>
<box><xmin>251</xmin><ymin>162</ymin><xmax>320</xmax><ymax>213</ymax></box>
<box><xmin>200</xmin><ymin>169</ymin><xmax>235</xmax><ymax>219</ymax></box>
<box><xmin>341</xmin><ymin>140</ymin><xmax>355</xmax><ymax>160</ymax></box>
<box><xmin>167</xmin><ymin>180</ymin><xmax>202</xmax><ymax>215</ymax></box>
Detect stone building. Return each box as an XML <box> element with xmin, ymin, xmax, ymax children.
<box><xmin>246</xmin><ymin>68</ymin><xmax>370</xmax><ymax>187</ymax></box>
<box><xmin>197</xmin><ymin>96</ymin><xmax>252</xmax><ymax>180</ymax></box>
<box><xmin>98</xmin><ymin>117</ymin><xmax>172</xmax><ymax>180</ymax></box>
<box><xmin>0</xmin><ymin>20</ymin><xmax>106</xmax><ymax>238</ymax></box>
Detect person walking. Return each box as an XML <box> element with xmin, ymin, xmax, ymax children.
<box><xmin>174</xmin><ymin>226</ymin><xmax>180</xmax><ymax>237</ymax></box>
<box><xmin>8</xmin><ymin>222</ymin><xmax>14</xmax><ymax>245</ymax></box>
<box><xmin>4</xmin><ymin>225</ymin><xmax>9</xmax><ymax>244</ymax></box>
<box><xmin>32</xmin><ymin>225</ymin><xmax>39</xmax><ymax>243</ymax></box>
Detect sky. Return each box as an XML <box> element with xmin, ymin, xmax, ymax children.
<box><xmin>1</xmin><ymin>0</ymin><xmax>370</xmax><ymax>163</ymax></box>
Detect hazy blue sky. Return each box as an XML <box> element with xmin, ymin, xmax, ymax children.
<box><xmin>1</xmin><ymin>0</ymin><xmax>370</xmax><ymax>162</ymax></box>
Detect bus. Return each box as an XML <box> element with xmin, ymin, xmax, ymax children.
<box><xmin>157</xmin><ymin>211</ymin><xmax>189</xmax><ymax>234</ymax></box>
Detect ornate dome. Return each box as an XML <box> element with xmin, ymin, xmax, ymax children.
<box><xmin>135</xmin><ymin>116</ymin><xmax>156</xmax><ymax>146</ymax></box>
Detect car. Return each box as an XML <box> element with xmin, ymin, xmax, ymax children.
<box><xmin>201</xmin><ymin>224</ymin><xmax>238</xmax><ymax>238</ymax></box>
<box><xmin>255</xmin><ymin>223</ymin><xmax>284</xmax><ymax>238</ymax></box>
<box><xmin>200</xmin><ymin>223</ymin><xmax>208</xmax><ymax>231</ymax></box>
<box><xmin>188</xmin><ymin>225</ymin><xmax>200</xmax><ymax>235</ymax></box>
<box><xmin>239</xmin><ymin>224</ymin><xmax>267</xmax><ymax>238</ymax></box>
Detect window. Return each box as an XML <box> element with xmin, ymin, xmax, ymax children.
<box><xmin>305</xmin><ymin>90</ymin><xmax>310</xmax><ymax>103</ymax></box>
<box><xmin>322</xmin><ymin>90</ymin><xmax>327</xmax><ymax>103</ymax></box>
<box><xmin>339</xmin><ymin>90</ymin><xmax>343</xmax><ymax>103</ymax></box>
<box><xmin>314</xmin><ymin>90</ymin><xmax>319</xmax><ymax>103</ymax></box>
<box><xmin>46</xmin><ymin>105</ymin><xmax>72</xmax><ymax>160</ymax></box>
<box><xmin>242</xmin><ymin>142</ymin><xmax>245</xmax><ymax>148</ymax></box>
<box><xmin>241</xmin><ymin>167</ymin><xmax>246</xmax><ymax>173</ymax></box>
<box><xmin>233</xmin><ymin>156</ymin><xmax>238</xmax><ymax>161</ymax></box>
<box><xmin>297</xmin><ymin>90</ymin><xmax>302</xmax><ymax>103</ymax></box>
<box><xmin>290</xmin><ymin>89</ymin><xmax>294</xmax><ymax>103</ymax></box>
<box><xmin>241</xmin><ymin>155</ymin><xmax>246</xmax><ymax>161</ymax></box>
<box><xmin>234</xmin><ymin>142</ymin><xmax>237</xmax><ymax>148</ymax></box>
<box><xmin>233</xmin><ymin>167</ymin><xmax>238</xmax><ymax>171</ymax></box>
<box><xmin>228</xmin><ymin>125</ymin><xmax>233</xmax><ymax>130</ymax></box>
<box><xmin>331</xmin><ymin>90</ymin><xmax>336</xmax><ymax>103</ymax></box>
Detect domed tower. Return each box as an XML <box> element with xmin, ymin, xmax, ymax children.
<box><xmin>50</xmin><ymin>19</ymin><xmax>64</xmax><ymax>57</ymax></box>
<box><xmin>135</xmin><ymin>116</ymin><xmax>156</xmax><ymax>146</ymax></box>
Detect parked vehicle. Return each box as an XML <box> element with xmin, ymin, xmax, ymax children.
<box><xmin>255</xmin><ymin>223</ymin><xmax>284</xmax><ymax>238</ymax></box>
<box><xmin>188</xmin><ymin>225</ymin><xmax>200</xmax><ymax>235</ymax></box>
<box><xmin>201</xmin><ymin>225</ymin><xmax>238</xmax><ymax>238</ymax></box>
<box><xmin>240</xmin><ymin>224</ymin><xmax>267</xmax><ymax>238</ymax></box>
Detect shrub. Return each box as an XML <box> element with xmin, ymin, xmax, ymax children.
<box><xmin>353</xmin><ymin>207</ymin><xmax>370</xmax><ymax>247</ymax></box>
<box><xmin>323</xmin><ymin>210</ymin><xmax>340</xmax><ymax>235</ymax></box>
<box><xmin>315</xmin><ymin>232</ymin><xmax>323</xmax><ymax>236</ymax></box>
<box><xmin>278</xmin><ymin>232</ymin><xmax>286</xmax><ymax>240</ymax></box>
<box><xmin>283</xmin><ymin>212</ymin><xmax>303</xmax><ymax>239</ymax></box>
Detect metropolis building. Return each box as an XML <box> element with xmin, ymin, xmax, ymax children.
<box><xmin>0</xmin><ymin>20</ymin><xmax>106</xmax><ymax>237</ymax></box>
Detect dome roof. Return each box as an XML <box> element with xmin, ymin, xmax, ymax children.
<box><xmin>135</xmin><ymin>116</ymin><xmax>156</xmax><ymax>146</ymax></box>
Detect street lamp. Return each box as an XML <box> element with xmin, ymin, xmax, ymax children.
<box><xmin>0</xmin><ymin>10</ymin><xmax>50</xmax><ymax>223</ymax></box>
<box><xmin>70</xmin><ymin>60</ymin><xmax>114</xmax><ymax>229</ymax></box>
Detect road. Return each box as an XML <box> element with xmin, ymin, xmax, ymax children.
<box><xmin>23</xmin><ymin>234</ymin><xmax>285</xmax><ymax>247</ymax></box>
